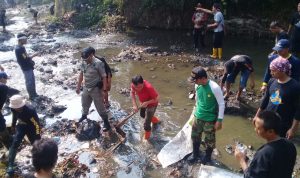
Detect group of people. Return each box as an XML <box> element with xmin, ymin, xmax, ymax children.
<box><xmin>0</xmin><ymin>31</ymin><xmax>115</xmax><ymax>176</ymax></box>
<box><xmin>1</xmin><ymin>2</ymin><xmax>300</xmax><ymax>178</ymax></box>
<box><xmin>0</xmin><ymin>3</ymin><xmax>41</xmax><ymax>32</ymax></box>
<box><xmin>188</xmin><ymin>2</ymin><xmax>300</xmax><ymax>178</ymax></box>
<box><xmin>187</xmin><ymin>53</ymin><xmax>299</xmax><ymax>177</ymax></box>
<box><xmin>192</xmin><ymin>2</ymin><xmax>225</xmax><ymax>60</ymax></box>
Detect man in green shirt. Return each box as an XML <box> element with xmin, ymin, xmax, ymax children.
<box><xmin>188</xmin><ymin>66</ymin><xmax>225</xmax><ymax>164</ymax></box>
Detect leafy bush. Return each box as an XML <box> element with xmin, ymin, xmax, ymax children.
<box><xmin>70</xmin><ymin>0</ymin><xmax>124</xmax><ymax>28</ymax></box>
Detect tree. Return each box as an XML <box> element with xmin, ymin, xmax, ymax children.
<box><xmin>55</xmin><ymin>0</ymin><xmax>67</xmax><ymax>17</ymax></box>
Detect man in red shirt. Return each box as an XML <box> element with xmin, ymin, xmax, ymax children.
<box><xmin>131</xmin><ymin>75</ymin><xmax>160</xmax><ymax>140</ymax></box>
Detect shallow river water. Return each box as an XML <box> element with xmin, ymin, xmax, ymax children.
<box><xmin>1</xmin><ymin>5</ymin><xmax>300</xmax><ymax>178</ymax></box>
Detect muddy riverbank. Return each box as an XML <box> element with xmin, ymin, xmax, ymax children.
<box><xmin>1</xmin><ymin>4</ymin><xmax>300</xmax><ymax>178</ymax></box>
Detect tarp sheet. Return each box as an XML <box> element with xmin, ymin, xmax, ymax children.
<box><xmin>157</xmin><ymin>109</ymin><xmax>194</xmax><ymax>168</ymax></box>
<box><xmin>198</xmin><ymin>165</ymin><xmax>243</xmax><ymax>178</ymax></box>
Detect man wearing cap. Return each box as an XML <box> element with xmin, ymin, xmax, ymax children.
<box><xmin>192</xmin><ymin>3</ymin><xmax>208</xmax><ymax>52</ymax></box>
<box><xmin>7</xmin><ymin>95</ymin><xmax>41</xmax><ymax>176</ymax></box>
<box><xmin>288</xmin><ymin>2</ymin><xmax>300</xmax><ymax>57</ymax></box>
<box><xmin>15</xmin><ymin>33</ymin><xmax>39</xmax><ymax>100</ymax></box>
<box><xmin>261</xmin><ymin>39</ymin><xmax>300</xmax><ymax>92</ymax></box>
<box><xmin>76</xmin><ymin>47</ymin><xmax>111</xmax><ymax>132</ymax></box>
<box><xmin>197</xmin><ymin>3</ymin><xmax>224</xmax><ymax>60</ymax></box>
<box><xmin>131</xmin><ymin>75</ymin><xmax>160</xmax><ymax>140</ymax></box>
<box><xmin>221</xmin><ymin>55</ymin><xmax>255</xmax><ymax>101</ymax></box>
<box><xmin>255</xmin><ymin>57</ymin><xmax>300</xmax><ymax>139</ymax></box>
<box><xmin>0</xmin><ymin>72</ymin><xmax>13</xmax><ymax>150</ymax></box>
<box><xmin>188</xmin><ymin>67</ymin><xmax>225</xmax><ymax>164</ymax></box>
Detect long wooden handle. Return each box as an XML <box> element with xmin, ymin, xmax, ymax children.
<box><xmin>115</xmin><ymin>110</ymin><xmax>138</xmax><ymax>128</ymax></box>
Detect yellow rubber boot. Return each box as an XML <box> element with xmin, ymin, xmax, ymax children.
<box><xmin>210</xmin><ymin>48</ymin><xmax>218</xmax><ymax>59</ymax></box>
<box><xmin>218</xmin><ymin>48</ymin><xmax>223</xmax><ymax>60</ymax></box>
<box><xmin>144</xmin><ymin>131</ymin><xmax>151</xmax><ymax>140</ymax></box>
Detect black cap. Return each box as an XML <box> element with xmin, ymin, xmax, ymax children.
<box><xmin>0</xmin><ymin>72</ymin><xmax>8</xmax><ymax>79</ymax></box>
<box><xmin>188</xmin><ymin>66</ymin><xmax>207</xmax><ymax>82</ymax></box>
<box><xmin>81</xmin><ymin>46</ymin><xmax>95</xmax><ymax>59</ymax></box>
<box><xmin>17</xmin><ymin>33</ymin><xmax>27</xmax><ymax>40</ymax></box>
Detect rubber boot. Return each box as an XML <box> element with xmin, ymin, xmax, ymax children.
<box><xmin>6</xmin><ymin>147</ymin><xmax>17</xmax><ymax>176</ymax></box>
<box><xmin>188</xmin><ymin>141</ymin><xmax>201</xmax><ymax>164</ymax></box>
<box><xmin>151</xmin><ymin>116</ymin><xmax>160</xmax><ymax>124</ymax></box>
<box><xmin>78</xmin><ymin>114</ymin><xmax>87</xmax><ymax>123</ymax></box>
<box><xmin>144</xmin><ymin>131</ymin><xmax>151</xmax><ymax>140</ymax></box>
<box><xmin>210</xmin><ymin>48</ymin><xmax>218</xmax><ymax>59</ymax></box>
<box><xmin>202</xmin><ymin>147</ymin><xmax>213</xmax><ymax>165</ymax></box>
<box><xmin>218</xmin><ymin>48</ymin><xmax>223</xmax><ymax>60</ymax></box>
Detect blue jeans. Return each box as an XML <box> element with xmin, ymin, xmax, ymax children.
<box><xmin>23</xmin><ymin>70</ymin><xmax>37</xmax><ymax>99</ymax></box>
<box><xmin>227</xmin><ymin>69</ymin><xmax>251</xmax><ymax>89</ymax></box>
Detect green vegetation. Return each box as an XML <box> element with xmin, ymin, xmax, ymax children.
<box><xmin>70</xmin><ymin>0</ymin><xmax>123</xmax><ymax>28</ymax></box>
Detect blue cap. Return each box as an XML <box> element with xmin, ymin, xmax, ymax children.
<box><xmin>0</xmin><ymin>72</ymin><xmax>8</xmax><ymax>79</ymax></box>
<box><xmin>272</xmin><ymin>39</ymin><xmax>290</xmax><ymax>51</ymax></box>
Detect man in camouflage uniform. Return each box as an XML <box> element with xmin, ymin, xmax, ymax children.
<box><xmin>188</xmin><ymin>66</ymin><xmax>225</xmax><ymax>164</ymax></box>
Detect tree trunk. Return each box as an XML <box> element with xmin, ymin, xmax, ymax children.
<box><xmin>55</xmin><ymin>0</ymin><xmax>65</xmax><ymax>17</ymax></box>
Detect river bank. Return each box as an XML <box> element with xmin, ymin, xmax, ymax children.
<box><xmin>1</xmin><ymin>3</ymin><xmax>300</xmax><ymax>178</ymax></box>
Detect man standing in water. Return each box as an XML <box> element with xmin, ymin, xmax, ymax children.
<box><xmin>192</xmin><ymin>3</ymin><xmax>208</xmax><ymax>52</ymax></box>
<box><xmin>197</xmin><ymin>3</ymin><xmax>224</xmax><ymax>60</ymax></box>
<box><xmin>15</xmin><ymin>33</ymin><xmax>39</xmax><ymax>100</ymax></box>
<box><xmin>235</xmin><ymin>111</ymin><xmax>296</xmax><ymax>178</ymax></box>
<box><xmin>76</xmin><ymin>47</ymin><xmax>111</xmax><ymax>132</ymax></box>
<box><xmin>131</xmin><ymin>75</ymin><xmax>160</xmax><ymax>140</ymax></box>
<box><xmin>188</xmin><ymin>67</ymin><xmax>225</xmax><ymax>164</ymax></box>
<box><xmin>256</xmin><ymin>57</ymin><xmax>300</xmax><ymax>139</ymax></box>
<box><xmin>288</xmin><ymin>2</ymin><xmax>300</xmax><ymax>57</ymax></box>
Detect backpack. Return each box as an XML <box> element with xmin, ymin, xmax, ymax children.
<box><xmin>95</xmin><ymin>56</ymin><xmax>112</xmax><ymax>78</ymax></box>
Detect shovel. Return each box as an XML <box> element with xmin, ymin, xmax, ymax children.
<box><xmin>114</xmin><ymin>109</ymin><xmax>139</xmax><ymax>138</ymax></box>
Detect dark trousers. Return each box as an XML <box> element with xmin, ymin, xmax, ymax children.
<box><xmin>213</xmin><ymin>31</ymin><xmax>224</xmax><ymax>48</ymax></box>
<box><xmin>8</xmin><ymin>124</ymin><xmax>41</xmax><ymax>167</ymax></box>
<box><xmin>22</xmin><ymin>70</ymin><xmax>37</xmax><ymax>99</ymax></box>
<box><xmin>193</xmin><ymin>28</ymin><xmax>205</xmax><ymax>49</ymax></box>
<box><xmin>140</xmin><ymin>107</ymin><xmax>156</xmax><ymax>131</ymax></box>
<box><xmin>0</xmin><ymin>114</ymin><xmax>12</xmax><ymax>149</ymax></box>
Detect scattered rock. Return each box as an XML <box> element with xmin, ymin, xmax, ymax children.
<box><xmin>0</xmin><ymin>44</ymin><xmax>14</xmax><ymax>52</ymax></box>
<box><xmin>51</xmin><ymin>105</ymin><xmax>67</xmax><ymax>114</ymax></box>
<box><xmin>143</xmin><ymin>46</ymin><xmax>160</xmax><ymax>53</ymax></box>
<box><xmin>119</xmin><ymin>88</ymin><xmax>130</xmax><ymax>96</ymax></box>
<box><xmin>69</xmin><ymin>30</ymin><xmax>91</xmax><ymax>38</ymax></box>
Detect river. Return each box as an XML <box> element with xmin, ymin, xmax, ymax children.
<box><xmin>1</xmin><ymin>4</ymin><xmax>300</xmax><ymax>178</ymax></box>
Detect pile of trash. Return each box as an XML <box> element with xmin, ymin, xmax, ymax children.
<box><xmin>55</xmin><ymin>154</ymin><xmax>89</xmax><ymax>177</ymax></box>
<box><xmin>47</xmin><ymin>119</ymin><xmax>76</xmax><ymax>136</ymax></box>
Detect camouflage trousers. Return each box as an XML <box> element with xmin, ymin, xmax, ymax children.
<box><xmin>191</xmin><ymin>117</ymin><xmax>216</xmax><ymax>149</ymax></box>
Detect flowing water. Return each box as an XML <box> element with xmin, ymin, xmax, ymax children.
<box><xmin>2</xmin><ymin>5</ymin><xmax>300</xmax><ymax>178</ymax></box>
